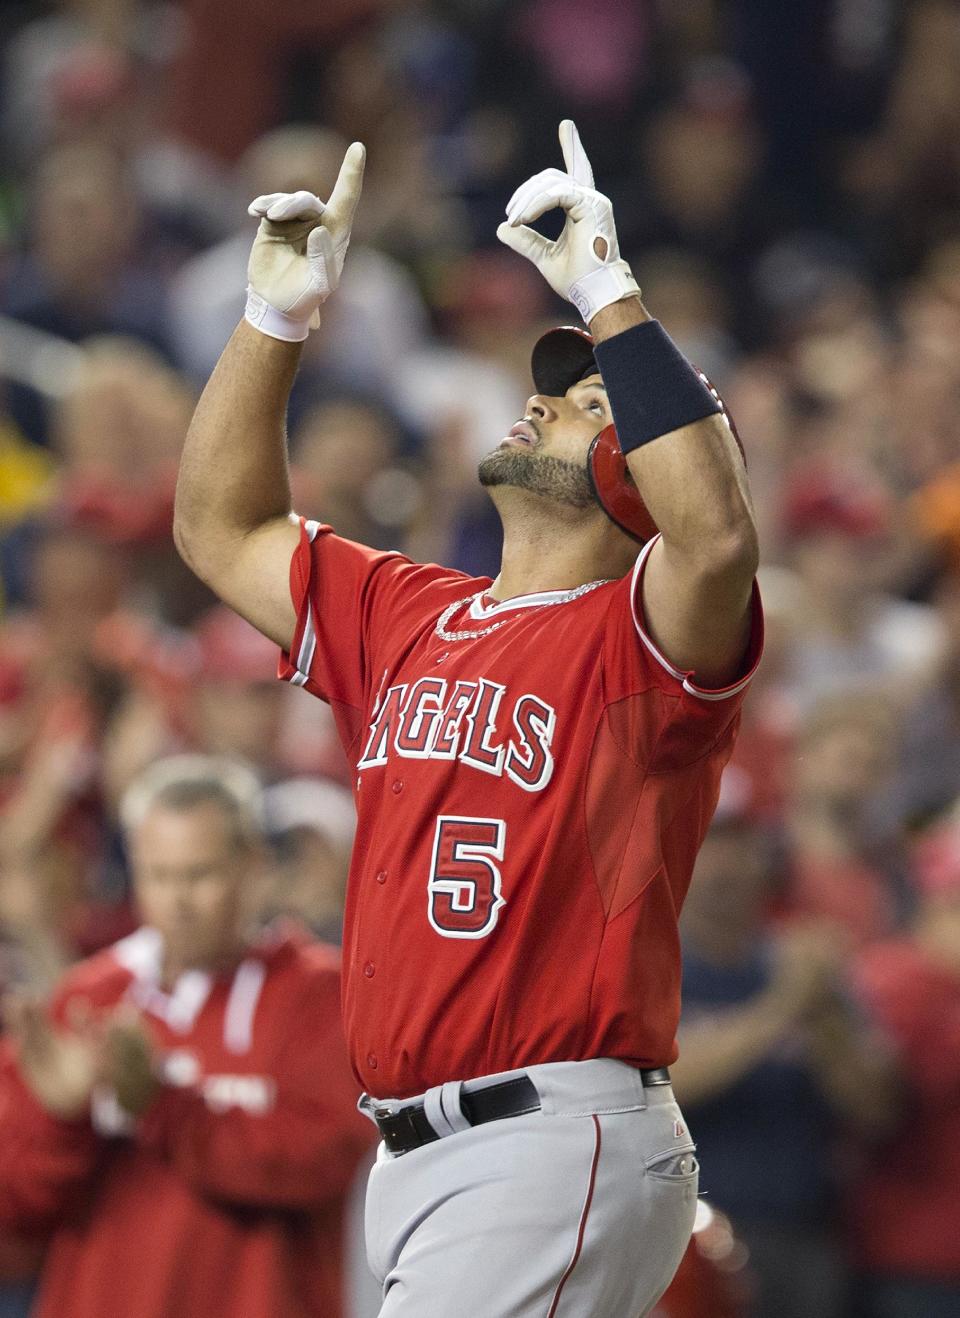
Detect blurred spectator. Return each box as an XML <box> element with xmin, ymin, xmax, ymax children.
<box><xmin>263</xmin><ymin>777</ymin><xmax>355</xmax><ymax>944</ymax></box>
<box><xmin>1</xmin><ymin>0</ymin><xmax>176</xmax><ymax>167</ymax></box>
<box><xmin>3</xmin><ymin>141</ymin><xmax>169</xmax><ymax>354</ymax></box>
<box><xmin>188</xmin><ymin>607</ymin><xmax>290</xmax><ymax>772</ymax></box>
<box><xmin>44</xmin><ymin>335</ymin><xmax>200</xmax><ymax>623</ymax></box>
<box><xmin>167</xmin><ymin>0</ymin><xmax>382</xmax><ymax>163</ymax></box>
<box><xmin>168</xmin><ymin>124</ymin><xmax>429</xmax><ymax>393</ymax></box>
<box><xmin>764</xmin><ymin>253</ymin><xmax>889</xmax><ymax>415</ymax></box>
<box><xmin>631</xmin><ymin>246</ymin><xmax>739</xmax><ymax>384</ymax></box>
<box><xmin>186</xmin><ymin>606</ymin><xmax>350</xmax><ymax>785</ymax></box>
<box><xmin>625</xmin><ymin>61</ymin><xmax>766</xmax><ymax>318</ymax></box>
<box><xmin>394</xmin><ymin>248</ymin><xmax>555</xmax><ymax>573</ymax></box>
<box><xmin>786</xmin><ymin>691</ymin><xmax>909</xmax><ymax>942</ymax></box>
<box><xmin>489</xmin><ymin>0</ymin><xmax>655</xmax><ymax>207</ymax></box>
<box><xmin>291</xmin><ymin>397</ymin><xmax>419</xmax><ymax>550</ymax></box>
<box><xmin>100</xmin><ymin>605</ymin><xmax>351</xmax><ymax>825</ymax></box>
<box><xmin>673</xmin><ymin>809</ymin><xmax>897</xmax><ymax>1318</ymax></box>
<box><xmin>870</xmin><ymin>574</ymin><xmax>960</xmax><ymax>829</ymax></box>
<box><xmin>0</xmin><ymin>522</ymin><xmax>137</xmax><ymax>962</ymax></box>
<box><xmin>851</xmin><ymin>811</ymin><xmax>960</xmax><ymax>1318</ymax></box>
<box><xmin>52</xmin><ymin>337</ymin><xmax>188</xmax><ymax>490</ymax></box>
<box><xmin>318</xmin><ymin>30</ymin><xmax>469</xmax><ymax>267</ymax></box>
<box><xmin>840</xmin><ymin>0</ymin><xmax>960</xmax><ymax>276</ymax></box>
<box><xmin>731</xmin><ymin>0</ymin><xmax>898</xmax><ymax>223</ymax></box>
<box><xmin>1</xmin><ymin>142</ymin><xmax>172</xmax><ymax>447</ymax></box>
<box><xmin>0</xmin><ymin>754</ymin><xmax>372</xmax><ymax>1318</ymax></box>
<box><xmin>513</xmin><ymin>0</ymin><xmax>651</xmax><ymax>120</ymax></box>
<box><xmin>782</xmin><ymin>464</ymin><xmax>945</xmax><ymax>711</ymax></box>
<box><xmin>394</xmin><ymin>249</ymin><xmax>550</xmax><ymax>463</ymax></box>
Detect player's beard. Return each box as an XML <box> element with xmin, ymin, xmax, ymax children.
<box><xmin>477</xmin><ymin>448</ymin><xmax>595</xmax><ymax>509</ymax></box>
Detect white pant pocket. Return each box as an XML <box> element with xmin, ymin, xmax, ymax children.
<box><xmin>644</xmin><ymin>1146</ymin><xmax>699</xmax><ymax>1184</ymax></box>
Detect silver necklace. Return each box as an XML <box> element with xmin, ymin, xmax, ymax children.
<box><xmin>435</xmin><ymin>579</ymin><xmax>613</xmax><ymax>642</ymax></box>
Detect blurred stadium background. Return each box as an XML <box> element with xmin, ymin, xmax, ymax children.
<box><xmin>0</xmin><ymin>1</ymin><xmax>959</xmax><ymax>1316</ymax></box>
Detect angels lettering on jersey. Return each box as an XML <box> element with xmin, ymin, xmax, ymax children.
<box><xmin>358</xmin><ymin>675</ymin><xmax>556</xmax><ymax>794</ymax></box>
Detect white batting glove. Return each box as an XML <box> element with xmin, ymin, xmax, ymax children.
<box><xmin>244</xmin><ymin>141</ymin><xmax>366</xmax><ymax>342</ymax></box>
<box><xmin>497</xmin><ymin>121</ymin><xmax>640</xmax><ymax>324</ymax></box>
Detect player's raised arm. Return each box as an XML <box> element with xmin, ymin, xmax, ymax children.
<box><xmin>173</xmin><ymin>143</ymin><xmax>366</xmax><ymax>650</ymax></box>
<box><xmin>498</xmin><ymin>122</ymin><xmax>758</xmax><ymax>689</ymax></box>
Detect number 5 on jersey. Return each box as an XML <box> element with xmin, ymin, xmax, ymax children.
<box><xmin>428</xmin><ymin>816</ymin><xmax>506</xmax><ymax>939</ymax></box>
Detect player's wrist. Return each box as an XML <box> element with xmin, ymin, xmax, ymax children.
<box><xmin>588</xmin><ymin>294</ymin><xmax>651</xmax><ymax>342</ymax></box>
<box><xmin>568</xmin><ymin>260</ymin><xmax>640</xmax><ymax>324</ymax></box>
<box><xmin>244</xmin><ymin>287</ymin><xmax>314</xmax><ymax>343</ymax></box>
<box><xmin>592</xmin><ymin>320</ymin><xmax>722</xmax><ymax>454</ymax></box>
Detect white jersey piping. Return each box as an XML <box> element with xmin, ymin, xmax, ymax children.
<box><xmin>629</xmin><ymin>535</ymin><xmax>756</xmax><ymax>702</ymax></box>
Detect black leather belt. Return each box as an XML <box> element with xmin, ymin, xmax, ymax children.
<box><xmin>373</xmin><ymin>1067</ymin><xmax>671</xmax><ymax>1156</ymax></box>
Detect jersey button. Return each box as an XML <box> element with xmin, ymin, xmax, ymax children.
<box><xmin>367</xmin><ymin>1053</ymin><xmax>378</xmax><ymax>1071</ymax></box>
<box><xmin>363</xmin><ymin>962</ymin><xmax>375</xmax><ymax>978</ymax></box>
<box><xmin>375</xmin><ymin>870</ymin><xmax>387</xmax><ymax>885</ymax></box>
<box><xmin>391</xmin><ymin>779</ymin><xmax>403</xmax><ymax>794</ymax></box>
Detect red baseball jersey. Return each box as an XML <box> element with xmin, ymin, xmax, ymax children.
<box><xmin>280</xmin><ymin>520</ymin><xmax>763</xmax><ymax>1098</ymax></box>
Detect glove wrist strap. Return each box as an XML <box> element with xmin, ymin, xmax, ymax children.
<box><xmin>244</xmin><ymin>288</ymin><xmax>312</xmax><ymax>343</ymax></box>
<box><xmin>569</xmin><ymin>261</ymin><xmax>641</xmax><ymax>324</ymax></box>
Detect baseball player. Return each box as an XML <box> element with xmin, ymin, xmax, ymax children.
<box><xmin>174</xmin><ymin>121</ymin><xmax>762</xmax><ymax>1317</ymax></box>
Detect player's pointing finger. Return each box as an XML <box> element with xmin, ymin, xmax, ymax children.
<box><xmin>327</xmin><ymin>141</ymin><xmax>367</xmax><ymax>228</ymax></box>
<box><xmin>558</xmin><ymin>120</ymin><xmax>594</xmax><ymax>189</ymax></box>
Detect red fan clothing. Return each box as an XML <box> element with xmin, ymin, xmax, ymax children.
<box><xmin>0</xmin><ymin>925</ymin><xmax>374</xmax><ymax>1318</ymax></box>
<box><xmin>279</xmin><ymin>520</ymin><xmax>763</xmax><ymax>1098</ymax></box>
<box><xmin>655</xmin><ymin>1235</ymin><xmax>744</xmax><ymax>1318</ymax></box>
<box><xmin>852</xmin><ymin>939</ymin><xmax>960</xmax><ymax>1279</ymax></box>
<box><xmin>789</xmin><ymin>854</ymin><xmax>896</xmax><ymax>946</ymax></box>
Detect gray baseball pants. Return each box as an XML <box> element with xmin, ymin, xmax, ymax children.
<box><xmin>359</xmin><ymin>1058</ymin><xmax>698</xmax><ymax>1317</ymax></box>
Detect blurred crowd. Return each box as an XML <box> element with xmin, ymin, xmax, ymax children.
<box><xmin>0</xmin><ymin>0</ymin><xmax>959</xmax><ymax>1316</ymax></box>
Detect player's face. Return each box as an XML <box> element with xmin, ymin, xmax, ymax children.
<box><xmin>478</xmin><ymin>373</ymin><xmax>613</xmax><ymax>508</ymax></box>
<box><xmin>131</xmin><ymin>803</ymin><xmax>253</xmax><ymax>976</ymax></box>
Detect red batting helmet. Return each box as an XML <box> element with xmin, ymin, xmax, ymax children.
<box><xmin>531</xmin><ymin>325</ymin><xmax>744</xmax><ymax>543</ymax></box>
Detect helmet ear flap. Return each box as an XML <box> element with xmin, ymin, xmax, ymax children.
<box><xmin>585</xmin><ymin>374</ymin><xmax>746</xmax><ymax>543</ymax></box>
<box><xmin>587</xmin><ymin>424</ymin><xmax>659</xmax><ymax>543</ymax></box>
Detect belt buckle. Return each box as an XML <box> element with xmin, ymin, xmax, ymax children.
<box><xmin>378</xmin><ymin>1102</ymin><xmax>437</xmax><ymax>1154</ymax></box>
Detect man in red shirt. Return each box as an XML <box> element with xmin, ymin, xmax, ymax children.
<box><xmin>0</xmin><ymin>754</ymin><xmax>373</xmax><ymax>1318</ymax></box>
<box><xmin>174</xmin><ymin>122</ymin><xmax>761</xmax><ymax>1315</ymax></box>
<box><xmin>851</xmin><ymin>823</ymin><xmax>960</xmax><ymax>1317</ymax></box>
